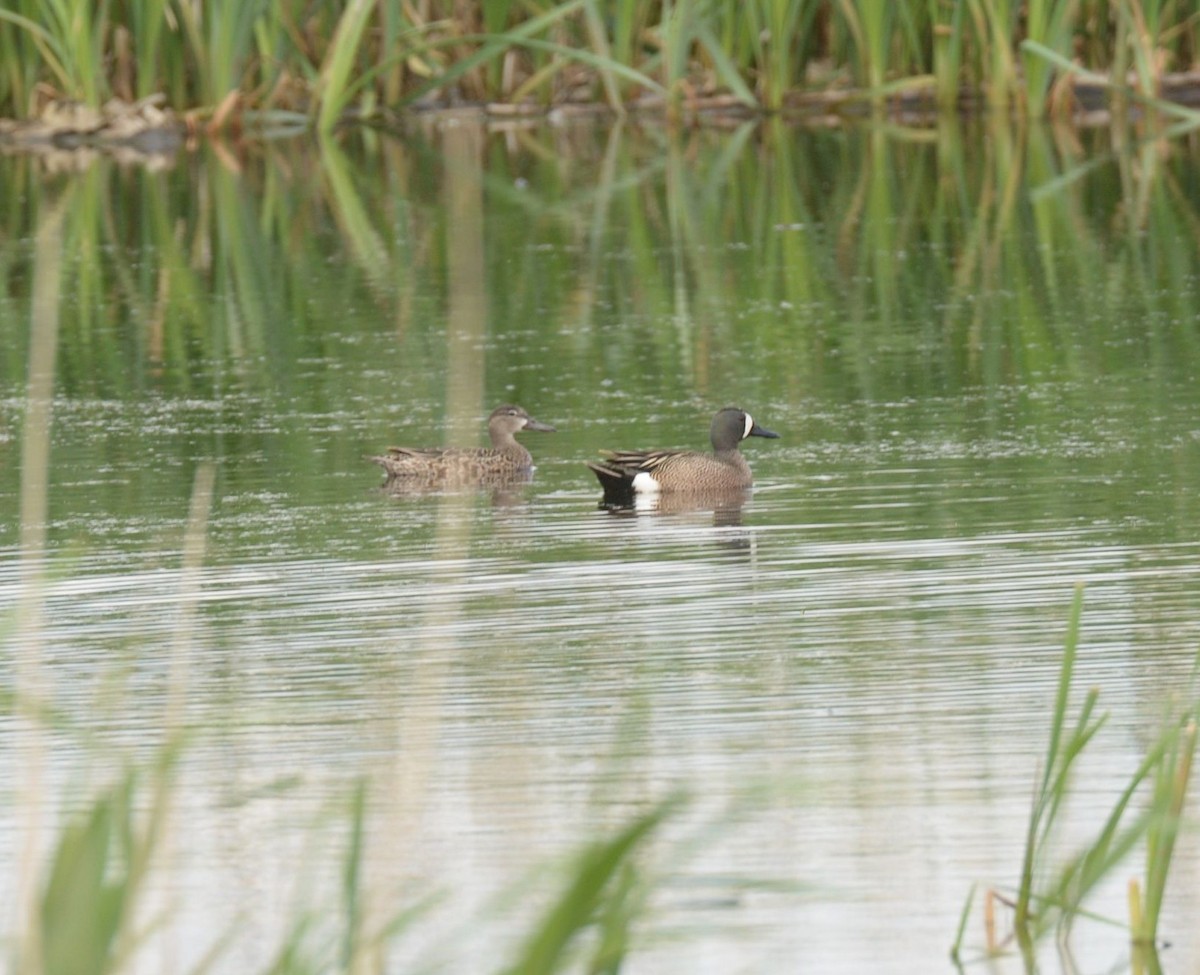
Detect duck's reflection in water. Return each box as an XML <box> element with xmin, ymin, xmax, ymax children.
<box><xmin>596</xmin><ymin>488</ymin><xmax>759</xmax><ymax>555</ymax></box>
<box><xmin>379</xmin><ymin>471</ymin><xmax>536</xmax><ymax>507</ymax></box>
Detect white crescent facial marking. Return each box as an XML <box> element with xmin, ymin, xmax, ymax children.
<box><xmin>743</xmin><ymin>413</ymin><xmax>754</xmax><ymax>439</ymax></box>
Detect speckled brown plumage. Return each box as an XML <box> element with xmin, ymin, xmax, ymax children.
<box><xmin>370</xmin><ymin>404</ymin><xmax>556</xmax><ymax>489</ymax></box>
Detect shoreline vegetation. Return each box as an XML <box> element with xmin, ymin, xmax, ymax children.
<box><xmin>1</xmin><ymin>0</ymin><xmax>1199</xmax><ymax>154</ymax></box>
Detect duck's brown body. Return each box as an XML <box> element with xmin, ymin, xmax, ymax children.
<box><xmin>587</xmin><ymin>407</ymin><xmax>778</xmax><ymax>504</ymax></box>
<box><xmin>371</xmin><ymin>405</ymin><xmax>556</xmax><ymax>489</ymax></box>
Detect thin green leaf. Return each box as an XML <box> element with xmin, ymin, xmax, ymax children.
<box><xmin>1021</xmin><ymin>38</ymin><xmax>1200</xmax><ymax>121</ymax></box>
<box><xmin>316</xmin><ymin>0</ymin><xmax>376</xmax><ymax>133</ymax></box>
<box><xmin>500</xmin><ymin>795</ymin><xmax>681</xmax><ymax>975</ymax></box>
<box><xmin>694</xmin><ymin>23</ymin><xmax>757</xmax><ymax>107</ymax></box>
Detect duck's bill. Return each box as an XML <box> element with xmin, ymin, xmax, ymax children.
<box><xmin>525</xmin><ymin>418</ymin><xmax>557</xmax><ymax>433</ymax></box>
<box><xmin>749</xmin><ymin>423</ymin><xmax>780</xmax><ymax>439</ymax></box>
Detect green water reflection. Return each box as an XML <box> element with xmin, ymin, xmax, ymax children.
<box><xmin>0</xmin><ymin>118</ymin><xmax>1197</xmax><ymax>550</ymax></box>
<box><xmin>0</xmin><ymin>128</ymin><xmax>1192</xmax><ymax>512</ymax></box>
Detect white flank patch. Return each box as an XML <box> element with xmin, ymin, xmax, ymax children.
<box><xmin>632</xmin><ymin>471</ymin><xmax>662</xmax><ymax>494</ymax></box>
<box><xmin>743</xmin><ymin>413</ymin><xmax>754</xmax><ymax>439</ymax></box>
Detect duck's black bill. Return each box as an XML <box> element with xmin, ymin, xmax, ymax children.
<box><xmin>749</xmin><ymin>423</ymin><xmax>780</xmax><ymax>439</ymax></box>
<box><xmin>525</xmin><ymin>418</ymin><xmax>557</xmax><ymax>432</ymax></box>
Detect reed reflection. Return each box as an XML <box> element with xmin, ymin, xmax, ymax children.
<box><xmin>1</xmin><ymin>116</ymin><xmax>1196</xmax><ymax>414</ymax></box>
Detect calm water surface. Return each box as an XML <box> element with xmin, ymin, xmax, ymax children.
<box><xmin>2</xmin><ymin>118</ymin><xmax>1200</xmax><ymax>973</ymax></box>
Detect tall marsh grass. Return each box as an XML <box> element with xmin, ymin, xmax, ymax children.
<box><xmin>0</xmin><ymin>0</ymin><xmax>1198</xmax><ymax>123</ymax></box>
<box><xmin>953</xmin><ymin>587</ymin><xmax>1199</xmax><ymax>964</ymax></box>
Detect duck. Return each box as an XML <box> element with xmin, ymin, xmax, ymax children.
<box><xmin>370</xmin><ymin>404</ymin><xmax>556</xmax><ymax>488</ymax></box>
<box><xmin>587</xmin><ymin>407</ymin><xmax>779</xmax><ymax>504</ymax></box>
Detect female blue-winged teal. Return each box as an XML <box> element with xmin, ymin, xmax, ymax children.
<box><xmin>587</xmin><ymin>407</ymin><xmax>779</xmax><ymax>503</ymax></box>
<box><xmin>370</xmin><ymin>404</ymin><xmax>556</xmax><ymax>488</ymax></box>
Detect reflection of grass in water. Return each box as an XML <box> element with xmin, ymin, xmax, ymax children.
<box><xmin>3</xmin><ymin>118</ymin><xmax>1200</xmax><ymax>418</ymax></box>
<box><xmin>952</xmin><ymin>585</ymin><xmax>1198</xmax><ymax>967</ymax></box>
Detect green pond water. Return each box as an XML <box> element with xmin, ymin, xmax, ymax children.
<box><xmin>3</xmin><ymin>116</ymin><xmax>1200</xmax><ymax>973</ymax></box>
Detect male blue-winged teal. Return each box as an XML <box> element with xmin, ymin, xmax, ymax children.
<box><xmin>587</xmin><ymin>407</ymin><xmax>779</xmax><ymax>503</ymax></box>
<box><xmin>370</xmin><ymin>404</ymin><xmax>556</xmax><ymax>488</ymax></box>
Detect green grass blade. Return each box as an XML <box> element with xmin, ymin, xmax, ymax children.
<box><xmin>0</xmin><ymin>8</ymin><xmax>74</xmax><ymax>93</ymax></box>
<box><xmin>130</xmin><ymin>0</ymin><xmax>169</xmax><ymax>100</ymax></box>
<box><xmin>1046</xmin><ymin>585</ymin><xmax>1085</xmax><ymax>781</ymax></box>
<box><xmin>1016</xmin><ymin>584</ymin><xmax>1084</xmax><ymax>926</ymax></box>
<box><xmin>1019</xmin><ymin>37</ymin><xmax>1111</xmax><ymax>84</ymax></box>
<box><xmin>1140</xmin><ymin>719</ymin><xmax>1197</xmax><ymax>940</ymax></box>
<box><xmin>339</xmin><ymin>780</ymin><xmax>367</xmax><ymax>969</ymax></box>
<box><xmin>583</xmin><ymin>0</ymin><xmax>625</xmax><ymax>113</ymax></box>
<box><xmin>500</xmin><ymin>36</ymin><xmax>668</xmax><ymax>95</ymax></box>
<box><xmin>949</xmin><ymin>883</ymin><xmax>976</xmax><ymax>962</ymax></box>
<box><xmin>397</xmin><ymin>25</ymin><xmax>668</xmax><ymax>109</ymax></box>
<box><xmin>398</xmin><ymin>0</ymin><xmax>592</xmax><ymax>106</ymax></box>
<box><xmin>316</xmin><ymin>0</ymin><xmax>376</xmax><ymax>133</ymax></box>
<box><xmin>499</xmin><ymin>795</ymin><xmax>681</xmax><ymax>975</ymax></box>
<box><xmin>39</xmin><ymin>776</ymin><xmax>135</xmax><ymax>975</ymax></box>
<box><xmin>1021</xmin><ymin>37</ymin><xmax>1200</xmax><ymax>121</ymax></box>
<box><xmin>694</xmin><ymin>22</ymin><xmax>757</xmax><ymax>107</ymax></box>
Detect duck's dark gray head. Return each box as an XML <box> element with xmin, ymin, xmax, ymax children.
<box><xmin>710</xmin><ymin>407</ymin><xmax>779</xmax><ymax>452</ymax></box>
<box><xmin>489</xmin><ymin>404</ymin><xmax>557</xmax><ymax>437</ymax></box>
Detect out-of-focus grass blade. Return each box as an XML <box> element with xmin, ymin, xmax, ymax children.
<box><xmin>499</xmin><ymin>795</ymin><xmax>681</xmax><ymax>975</ymax></box>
